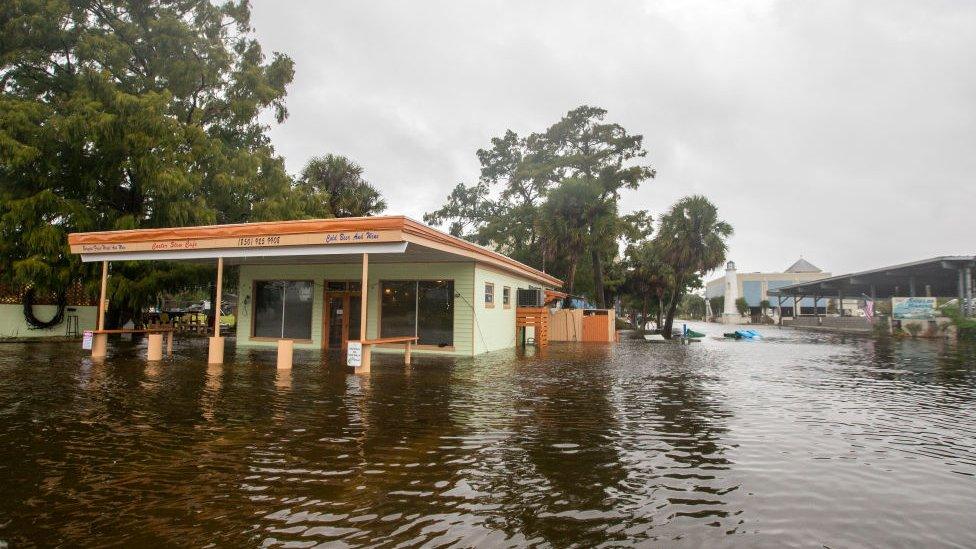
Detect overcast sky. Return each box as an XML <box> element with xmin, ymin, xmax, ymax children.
<box><xmin>250</xmin><ymin>0</ymin><xmax>976</xmax><ymax>278</ymax></box>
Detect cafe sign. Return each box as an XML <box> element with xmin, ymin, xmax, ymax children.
<box><xmin>70</xmin><ymin>230</ymin><xmax>401</xmax><ymax>254</ymax></box>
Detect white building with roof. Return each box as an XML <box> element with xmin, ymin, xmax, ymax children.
<box><xmin>706</xmin><ymin>258</ymin><xmax>831</xmax><ymax>319</ymax></box>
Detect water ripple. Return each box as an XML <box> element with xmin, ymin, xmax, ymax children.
<box><xmin>0</xmin><ymin>329</ymin><xmax>974</xmax><ymax>546</ymax></box>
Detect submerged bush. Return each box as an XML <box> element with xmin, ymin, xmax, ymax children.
<box><xmin>941</xmin><ymin>306</ymin><xmax>976</xmax><ymax>340</ymax></box>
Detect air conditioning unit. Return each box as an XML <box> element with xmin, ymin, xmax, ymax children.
<box><xmin>517</xmin><ymin>288</ymin><xmax>544</xmax><ymax>307</ymax></box>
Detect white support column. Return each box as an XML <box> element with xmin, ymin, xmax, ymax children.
<box><xmin>965</xmin><ymin>267</ymin><xmax>973</xmax><ymax>317</ymax></box>
<box><xmin>356</xmin><ymin>253</ymin><xmax>371</xmax><ymax>373</ymax></box>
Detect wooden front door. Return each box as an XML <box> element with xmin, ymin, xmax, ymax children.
<box><xmin>323</xmin><ymin>283</ymin><xmax>361</xmax><ymax>350</ymax></box>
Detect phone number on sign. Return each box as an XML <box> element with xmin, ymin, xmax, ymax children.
<box><xmin>237</xmin><ymin>236</ymin><xmax>281</xmax><ymax>247</ymax></box>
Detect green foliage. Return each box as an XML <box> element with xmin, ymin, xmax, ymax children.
<box><xmin>654</xmin><ymin>195</ymin><xmax>733</xmax><ymax>335</ymax></box>
<box><xmin>735</xmin><ymin>297</ymin><xmax>749</xmax><ymax>316</ymax></box>
<box><xmin>296</xmin><ymin>154</ymin><xmax>387</xmax><ymax>218</ymax></box>
<box><xmin>941</xmin><ymin>305</ymin><xmax>976</xmax><ymax>339</ymax></box>
<box><xmin>903</xmin><ymin>322</ymin><xmax>923</xmax><ymax>338</ymax></box>
<box><xmin>678</xmin><ymin>294</ymin><xmax>706</xmax><ymax>319</ymax></box>
<box><xmin>424</xmin><ymin>106</ymin><xmax>654</xmax><ymax>305</ymax></box>
<box><xmin>709</xmin><ymin>296</ymin><xmax>724</xmax><ymax>317</ymax></box>
<box><xmin>0</xmin><ymin>0</ymin><xmax>316</xmax><ymax>324</ymax></box>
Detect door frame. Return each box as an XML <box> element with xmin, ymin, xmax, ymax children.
<box><xmin>322</xmin><ymin>284</ymin><xmax>362</xmax><ymax>351</ymax></box>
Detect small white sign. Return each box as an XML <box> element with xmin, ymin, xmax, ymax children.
<box><xmin>347</xmin><ymin>341</ymin><xmax>362</xmax><ymax>367</ymax></box>
<box><xmin>82</xmin><ymin>330</ymin><xmax>93</xmax><ymax>350</ymax></box>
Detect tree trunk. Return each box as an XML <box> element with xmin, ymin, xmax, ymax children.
<box><xmin>641</xmin><ymin>294</ymin><xmax>648</xmax><ymax>332</ymax></box>
<box><xmin>656</xmin><ymin>293</ymin><xmax>664</xmax><ymax>328</ymax></box>
<box><xmin>661</xmin><ymin>279</ymin><xmax>684</xmax><ymax>339</ymax></box>
<box><xmin>591</xmin><ymin>248</ymin><xmax>605</xmax><ymax>308</ymax></box>
<box><xmin>566</xmin><ymin>259</ymin><xmax>578</xmax><ymax>293</ymax></box>
<box><xmin>662</xmin><ymin>291</ymin><xmax>682</xmax><ymax>339</ymax></box>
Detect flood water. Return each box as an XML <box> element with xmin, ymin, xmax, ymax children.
<box><xmin>1</xmin><ymin>325</ymin><xmax>975</xmax><ymax>547</ymax></box>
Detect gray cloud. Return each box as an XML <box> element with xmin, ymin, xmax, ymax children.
<box><xmin>251</xmin><ymin>0</ymin><xmax>976</xmax><ymax>276</ymax></box>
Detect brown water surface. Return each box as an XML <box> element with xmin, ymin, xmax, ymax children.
<box><xmin>1</xmin><ymin>325</ymin><xmax>975</xmax><ymax>547</ymax></box>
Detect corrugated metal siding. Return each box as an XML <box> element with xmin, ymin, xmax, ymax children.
<box><xmin>237</xmin><ymin>261</ymin><xmax>476</xmax><ymax>355</ymax></box>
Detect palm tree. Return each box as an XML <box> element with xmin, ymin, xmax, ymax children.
<box><xmin>538</xmin><ymin>178</ymin><xmax>599</xmax><ymax>292</ymax></box>
<box><xmin>296</xmin><ymin>154</ymin><xmax>387</xmax><ymax>217</ymax></box>
<box><xmin>627</xmin><ymin>240</ymin><xmax>673</xmax><ymax>329</ymax></box>
<box><xmin>654</xmin><ymin>195</ymin><xmax>733</xmax><ymax>338</ymax></box>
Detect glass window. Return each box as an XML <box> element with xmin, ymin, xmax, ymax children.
<box><xmin>380</xmin><ymin>281</ymin><xmax>416</xmax><ymax>338</ymax></box>
<box><xmin>253</xmin><ymin>281</ymin><xmax>284</xmax><ymax>338</ymax></box>
<box><xmin>253</xmin><ymin>280</ymin><xmax>314</xmax><ymax>340</ymax></box>
<box><xmin>503</xmin><ymin>286</ymin><xmax>511</xmax><ymax>307</ymax></box>
<box><xmin>485</xmin><ymin>282</ymin><xmax>494</xmax><ymax>306</ymax></box>
<box><xmin>418</xmin><ymin>281</ymin><xmax>454</xmax><ymax>346</ymax></box>
<box><xmin>380</xmin><ymin>280</ymin><xmax>454</xmax><ymax>347</ymax></box>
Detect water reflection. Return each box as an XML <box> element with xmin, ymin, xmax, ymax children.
<box><xmin>0</xmin><ymin>328</ymin><xmax>975</xmax><ymax>547</ymax></box>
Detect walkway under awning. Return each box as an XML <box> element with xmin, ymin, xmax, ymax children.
<box><xmin>767</xmin><ymin>256</ymin><xmax>975</xmax><ymax>300</ymax></box>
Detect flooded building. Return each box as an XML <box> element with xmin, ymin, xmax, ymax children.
<box><xmin>68</xmin><ymin>216</ymin><xmax>561</xmax><ymax>370</ymax></box>
<box><xmin>706</xmin><ymin>258</ymin><xmax>831</xmax><ymax>321</ymax></box>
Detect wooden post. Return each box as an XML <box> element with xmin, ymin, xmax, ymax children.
<box><xmin>92</xmin><ymin>261</ymin><xmax>109</xmax><ymax>359</ymax></box>
<box><xmin>357</xmin><ymin>253</ymin><xmax>371</xmax><ymax>373</ymax></box>
<box><xmin>404</xmin><ymin>341</ymin><xmax>411</xmax><ymax>366</ymax></box>
<box><xmin>166</xmin><ymin>330</ymin><xmax>173</xmax><ymax>356</ymax></box>
<box><xmin>208</xmin><ymin>257</ymin><xmax>225</xmax><ymax>364</ymax></box>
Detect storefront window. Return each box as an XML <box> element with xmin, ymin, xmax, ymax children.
<box><xmin>418</xmin><ymin>281</ymin><xmax>454</xmax><ymax>346</ymax></box>
<box><xmin>380</xmin><ymin>280</ymin><xmax>454</xmax><ymax>346</ymax></box>
<box><xmin>380</xmin><ymin>281</ymin><xmax>416</xmax><ymax>338</ymax></box>
<box><xmin>253</xmin><ymin>280</ymin><xmax>314</xmax><ymax>339</ymax></box>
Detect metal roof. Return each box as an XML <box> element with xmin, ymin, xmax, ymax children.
<box><xmin>767</xmin><ymin>256</ymin><xmax>975</xmax><ymax>299</ymax></box>
<box><xmin>784</xmin><ymin>258</ymin><xmax>822</xmax><ymax>273</ymax></box>
<box><xmin>67</xmin><ymin>215</ymin><xmax>563</xmax><ymax>287</ymax></box>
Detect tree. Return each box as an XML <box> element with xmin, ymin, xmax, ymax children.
<box><xmin>708</xmin><ymin>296</ymin><xmax>724</xmax><ymax>318</ymax></box>
<box><xmin>539</xmin><ymin>106</ymin><xmax>655</xmax><ymax>308</ymax></box>
<box><xmin>622</xmin><ymin>238</ymin><xmax>670</xmax><ymax>330</ymax></box>
<box><xmin>296</xmin><ymin>154</ymin><xmax>387</xmax><ymax>218</ymax></box>
<box><xmin>425</xmin><ymin>128</ymin><xmax>555</xmax><ymax>265</ymax></box>
<box><xmin>735</xmin><ymin>297</ymin><xmax>749</xmax><ymax>317</ymax></box>
<box><xmin>424</xmin><ymin>106</ymin><xmax>654</xmax><ymax>304</ymax></box>
<box><xmin>678</xmin><ymin>294</ymin><xmax>706</xmax><ymax>319</ymax></box>
<box><xmin>654</xmin><ymin>195</ymin><xmax>733</xmax><ymax>338</ymax></box>
<box><xmin>0</xmin><ymin>0</ymin><xmax>298</xmax><ymax>326</ymax></box>
<box><xmin>537</xmin><ymin>178</ymin><xmax>597</xmax><ymax>292</ymax></box>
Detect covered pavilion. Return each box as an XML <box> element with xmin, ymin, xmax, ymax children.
<box><xmin>768</xmin><ymin>255</ymin><xmax>975</xmax><ymax>319</ymax></box>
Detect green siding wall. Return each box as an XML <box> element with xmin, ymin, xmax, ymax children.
<box><xmin>472</xmin><ymin>264</ymin><xmax>539</xmax><ymax>354</ymax></box>
<box><xmin>236</xmin><ymin>261</ymin><xmax>475</xmax><ymax>355</ymax></box>
<box><xmin>0</xmin><ymin>304</ymin><xmax>97</xmax><ymax>339</ymax></box>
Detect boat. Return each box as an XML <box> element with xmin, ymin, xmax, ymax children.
<box><xmin>723</xmin><ymin>329</ymin><xmax>762</xmax><ymax>340</ymax></box>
